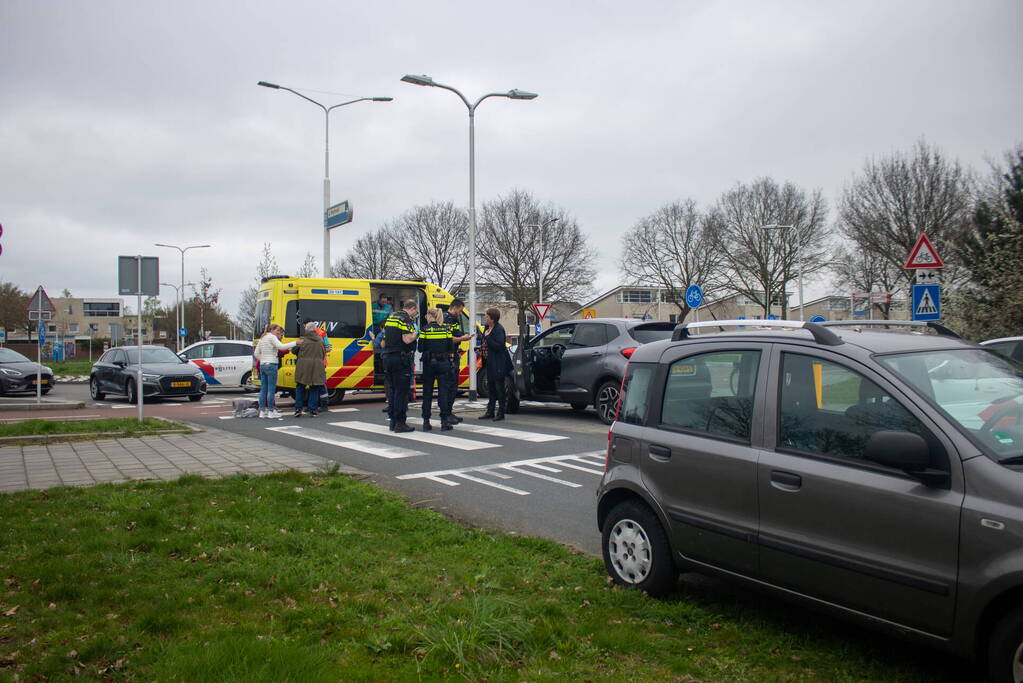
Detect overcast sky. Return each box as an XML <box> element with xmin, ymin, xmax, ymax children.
<box><xmin>1</xmin><ymin>0</ymin><xmax>1020</xmax><ymax>320</ymax></box>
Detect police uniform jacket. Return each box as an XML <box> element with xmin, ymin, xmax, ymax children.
<box><xmin>382</xmin><ymin>311</ymin><xmax>416</xmax><ymax>355</ymax></box>
<box><xmin>418</xmin><ymin>322</ymin><xmax>453</xmax><ymax>359</ymax></box>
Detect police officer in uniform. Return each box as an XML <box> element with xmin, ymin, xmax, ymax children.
<box><xmin>442</xmin><ymin>298</ymin><xmax>471</xmax><ymax>424</ymax></box>
<box><xmin>381</xmin><ymin>299</ymin><xmax>419</xmax><ymax>432</ymax></box>
<box><xmin>419</xmin><ymin>307</ymin><xmax>454</xmax><ymax>431</ymax></box>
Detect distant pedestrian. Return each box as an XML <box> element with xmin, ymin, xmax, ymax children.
<box><xmin>381</xmin><ymin>299</ymin><xmax>420</xmax><ymax>432</ymax></box>
<box><xmin>293</xmin><ymin>322</ymin><xmax>327</xmax><ymax>417</ymax></box>
<box><xmin>442</xmin><ymin>298</ymin><xmax>471</xmax><ymax>424</ymax></box>
<box><xmin>255</xmin><ymin>324</ymin><xmax>301</xmax><ymax>419</ymax></box>
<box><xmin>419</xmin><ymin>307</ymin><xmax>454</xmax><ymax>431</ymax></box>
<box><xmin>478</xmin><ymin>308</ymin><xmax>512</xmax><ymax>421</ymax></box>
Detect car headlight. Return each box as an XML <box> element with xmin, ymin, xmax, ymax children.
<box><xmin>142</xmin><ymin>373</ymin><xmax>161</xmax><ymax>382</ymax></box>
<box><xmin>43</xmin><ymin>366</ymin><xmax>52</xmax><ymax>374</ymax></box>
<box><xmin>0</xmin><ymin>368</ymin><xmax>23</xmax><ymax>377</ymax></box>
<box><xmin>193</xmin><ymin>371</ymin><xmax>204</xmax><ymax>379</ymax></box>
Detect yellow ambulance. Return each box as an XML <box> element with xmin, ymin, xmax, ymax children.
<box><xmin>251</xmin><ymin>276</ymin><xmax>473</xmax><ymax>404</ymax></box>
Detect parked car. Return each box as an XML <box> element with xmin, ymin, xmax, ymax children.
<box><xmin>90</xmin><ymin>345</ymin><xmax>207</xmax><ymax>402</ymax></box>
<box><xmin>179</xmin><ymin>339</ymin><xmax>254</xmax><ymax>389</ymax></box>
<box><xmin>597</xmin><ymin>319</ymin><xmax>1023</xmax><ymax>682</ymax></box>
<box><xmin>0</xmin><ymin>347</ymin><xmax>53</xmax><ymax>395</ymax></box>
<box><xmin>981</xmin><ymin>336</ymin><xmax>1023</xmax><ymax>363</ymax></box>
<box><xmin>508</xmin><ymin>318</ymin><xmax>676</xmax><ymax>423</ymax></box>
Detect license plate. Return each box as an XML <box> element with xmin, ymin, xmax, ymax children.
<box><xmin>171</xmin><ymin>381</ymin><xmax>191</xmax><ymax>388</ymax></box>
<box><xmin>31</xmin><ymin>379</ymin><xmax>48</xmax><ymax>385</ymax></box>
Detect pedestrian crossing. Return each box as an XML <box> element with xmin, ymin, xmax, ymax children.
<box><xmin>329</xmin><ymin>421</ymin><xmax>495</xmax><ymax>451</ymax></box>
<box><xmin>265</xmin><ymin>425</ymin><xmax>426</xmax><ymax>459</ymax></box>
<box><xmin>396</xmin><ymin>451</ymin><xmax>606</xmax><ymax>496</ymax></box>
<box><xmin>404</xmin><ymin>417</ymin><xmax>567</xmax><ymax>442</ymax></box>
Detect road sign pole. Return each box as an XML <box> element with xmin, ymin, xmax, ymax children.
<box><xmin>36</xmin><ymin>296</ymin><xmax>42</xmax><ymax>404</ymax></box>
<box><xmin>137</xmin><ymin>255</ymin><xmax>144</xmax><ymax>424</ymax></box>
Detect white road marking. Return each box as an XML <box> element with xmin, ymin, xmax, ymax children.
<box><xmin>405</xmin><ymin>417</ymin><xmax>566</xmax><ymax>442</ymax></box>
<box><xmin>500</xmin><ymin>464</ymin><xmax>581</xmax><ymax>487</ymax></box>
<box><xmin>450</xmin><ymin>472</ymin><xmax>528</xmax><ymax>495</ymax></box>
<box><xmin>328</xmin><ymin>407</ymin><xmax>359</xmax><ymax>413</ymax></box>
<box><xmin>330</xmin><ymin>421</ymin><xmax>496</xmax><ymax>451</ymax></box>
<box><xmin>266</xmin><ymin>425</ymin><xmax>425</xmax><ymax>459</ymax></box>
<box><xmin>396</xmin><ymin>450</ymin><xmax>605</xmax><ymax>495</ymax></box>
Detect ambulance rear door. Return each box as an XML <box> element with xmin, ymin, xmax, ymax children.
<box><xmin>287</xmin><ymin>287</ymin><xmax>373</xmax><ymax>390</ymax></box>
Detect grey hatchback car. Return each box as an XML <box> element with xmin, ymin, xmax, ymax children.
<box><xmin>509</xmin><ymin>318</ymin><xmax>675</xmax><ymax>423</ymax></box>
<box><xmin>597</xmin><ymin>319</ymin><xmax>1023</xmax><ymax>682</ymax></box>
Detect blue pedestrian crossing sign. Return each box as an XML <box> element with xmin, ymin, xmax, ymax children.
<box><xmin>809</xmin><ymin>315</ymin><xmax>827</xmax><ymax>323</ymax></box>
<box><xmin>179</xmin><ymin>328</ymin><xmax>187</xmax><ymax>338</ymax></box>
<box><xmin>911</xmin><ymin>284</ymin><xmax>941</xmax><ymax>321</ymax></box>
<box><xmin>685</xmin><ymin>284</ymin><xmax>704</xmax><ymax>309</ymax></box>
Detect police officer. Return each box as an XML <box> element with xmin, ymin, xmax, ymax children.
<box><xmin>442</xmin><ymin>298</ymin><xmax>471</xmax><ymax>424</ymax></box>
<box><xmin>419</xmin><ymin>307</ymin><xmax>454</xmax><ymax>431</ymax></box>
<box><xmin>381</xmin><ymin>299</ymin><xmax>419</xmax><ymax>432</ymax></box>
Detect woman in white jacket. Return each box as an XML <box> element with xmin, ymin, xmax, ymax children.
<box><xmin>255</xmin><ymin>324</ymin><xmax>301</xmax><ymax>418</ymax></box>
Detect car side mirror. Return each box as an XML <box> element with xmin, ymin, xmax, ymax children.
<box><xmin>864</xmin><ymin>430</ymin><xmax>947</xmax><ymax>487</ymax></box>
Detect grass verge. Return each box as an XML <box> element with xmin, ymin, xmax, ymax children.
<box><xmin>43</xmin><ymin>360</ymin><xmax>93</xmax><ymax>377</ymax></box>
<box><xmin>0</xmin><ymin>471</ymin><xmax>968</xmax><ymax>681</ymax></box>
<box><xmin>0</xmin><ymin>418</ymin><xmax>191</xmax><ymax>443</ymax></box>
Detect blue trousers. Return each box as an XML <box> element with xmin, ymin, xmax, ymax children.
<box><xmin>294</xmin><ymin>384</ymin><xmax>322</xmax><ymax>414</ymax></box>
<box><xmin>258</xmin><ymin>363</ymin><xmax>278</xmax><ymax>411</ymax></box>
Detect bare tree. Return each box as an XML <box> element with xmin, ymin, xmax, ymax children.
<box><xmin>191</xmin><ymin>267</ymin><xmax>220</xmax><ymax>342</ymax></box>
<box><xmin>839</xmin><ymin>139</ymin><xmax>974</xmax><ymax>292</ymax></box>
<box><xmin>296</xmin><ymin>252</ymin><xmax>318</xmax><ymax>278</ymax></box>
<box><xmin>711</xmin><ymin>178</ymin><xmax>831</xmax><ymax>318</ymax></box>
<box><xmin>477</xmin><ymin>189</ymin><xmax>596</xmax><ymax>333</ymax></box>
<box><xmin>237</xmin><ymin>242</ymin><xmax>281</xmax><ymax>332</ymax></box>
<box><xmin>618</xmin><ymin>199</ymin><xmax>724</xmax><ymax>321</ymax></box>
<box><xmin>384</xmin><ymin>201</ymin><xmax>468</xmax><ymax>291</ymax></box>
<box><xmin>829</xmin><ymin>245</ymin><xmax>902</xmax><ymax>318</ymax></box>
<box><xmin>332</xmin><ymin>229</ymin><xmax>401</xmax><ymax>280</ymax></box>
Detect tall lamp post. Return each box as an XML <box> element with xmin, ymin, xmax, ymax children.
<box><xmin>257</xmin><ymin>81</ymin><xmax>392</xmax><ymax>277</ymax></box>
<box><xmin>160</xmin><ymin>281</ymin><xmax>195</xmax><ymax>349</ymax></box>
<box><xmin>155</xmin><ymin>244</ymin><xmax>210</xmax><ymax>351</ymax></box>
<box><xmin>760</xmin><ymin>224</ymin><xmax>803</xmax><ymax>321</ymax></box>
<box><xmin>525</xmin><ymin>217</ymin><xmax>559</xmax><ymax>331</ymax></box>
<box><xmin>400</xmin><ymin>73</ymin><xmax>537</xmax><ymax>400</ymax></box>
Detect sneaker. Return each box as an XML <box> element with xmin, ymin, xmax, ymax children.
<box><xmin>258</xmin><ymin>410</ymin><xmax>268</xmax><ymax>419</ymax></box>
<box><xmin>293</xmin><ymin>409</ymin><xmax>303</xmax><ymax>418</ymax></box>
<box><xmin>268</xmin><ymin>410</ymin><xmax>282</xmax><ymax>419</ymax></box>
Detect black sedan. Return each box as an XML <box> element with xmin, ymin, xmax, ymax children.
<box><xmin>90</xmin><ymin>345</ymin><xmax>207</xmax><ymax>403</ymax></box>
<box><xmin>0</xmin><ymin>347</ymin><xmax>54</xmax><ymax>395</ymax></box>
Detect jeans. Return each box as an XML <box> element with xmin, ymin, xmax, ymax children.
<box><xmin>258</xmin><ymin>363</ymin><xmax>278</xmax><ymax>411</ymax></box>
<box><xmin>294</xmin><ymin>384</ymin><xmax>322</xmax><ymax>414</ymax></box>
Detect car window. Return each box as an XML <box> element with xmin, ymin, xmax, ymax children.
<box><xmin>532</xmin><ymin>324</ymin><xmax>575</xmax><ymax>348</ymax></box>
<box><xmin>253</xmin><ymin>299</ymin><xmax>272</xmax><ymax>339</ymax></box>
<box><xmin>985</xmin><ymin>341</ymin><xmax>1020</xmax><ymax>360</ymax></box>
<box><xmin>184</xmin><ymin>344</ymin><xmax>215</xmax><ymax>360</ymax></box>
<box><xmin>216</xmin><ymin>343</ymin><xmax>250</xmax><ymax>358</ymax></box>
<box><xmin>619</xmin><ymin>364</ymin><xmax>654</xmax><ymax>425</ymax></box>
<box><xmin>111</xmin><ymin>349</ymin><xmax>127</xmax><ymax>364</ymax></box>
<box><xmin>660</xmin><ymin>350</ymin><xmax>761</xmax><ymax>441</ymax></box>
<box><xmin>0</xmin><ymin>348</ymin><xmax>31</xmax><ymax>363</ymax></box>
<box><xmin>779</xmin><ymin>353</ymin><xmax>945</xmax><ymax>468</ymax></box>
<box><xmin>285</xmin><ymin>299</ymin><xmax>366</xmax><ymax>338</ymax></box>
<box><xmin>628</xmin><ymin>323</ymin><xmax>675</xmax><ymax>344</ymax></box>
<box><xmin>570</xmin><ymin>323</ymin><xmax>609</xmax><ymax>348</ymax></box>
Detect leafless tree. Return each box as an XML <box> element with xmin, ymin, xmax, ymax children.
<box><xmin>829</xmin><ymin>245</ymin><xmax>902</xmax><ymax>318</ymax></box>
<box><xmin>237</xmin><ymin>242</ymin><xmax>282</xmax><ymax>332</ymax></box>
<box><xmin>618</xmin><ymin>199</ymin><xmax>724</xmax><ymax>321</ymax></box>
<box><xmin>332</xmin><ymin>229</ymin><xmax>401</xmax><ymax>280</ymax></box>
<box><xmin>477</xmin><ymin>189</ymin><xmax>596</xmax><ymax>332</ymax></box>
<box><xmin>838</xmin><ymin>139</ymin><xmax>974</xmax><ymax>291</ymax></box>
<box><xmin>710</xmin><ymin>177</ymin><xmax>831</xmax><ymax>318</ymax></box>
<box><xmin>385</xmin><ymin>201</ymin><xmax>468</xmax><ymax>291</ymax></box>
<box><xmin>296</xmin><ymin>252</ymin><xmax>318</xmax><ymax>278</ymax></box>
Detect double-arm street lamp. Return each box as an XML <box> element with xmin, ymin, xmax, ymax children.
<box><xmin>400</xmin><ymin>73</ymin><xmax>537</xmax><ymax>400</ymax></box>
<box><xmin>160</xmin><ymin>281</ymin><xmax>195</xmax><ymax>349</ymax></box>
<box><xmin>759</xmin><ymin>224</ymin><xmax>803</xmax><ymax>321</ymax></box>
<box><xmin>155</xmin><ymin>244</ymin><xmax>210</xmax><ymax>350</ymax></box>
<box><xmin>258</xmin><ymin>81</ymin><xmax>393</xmax><ymax>277</ymax></box>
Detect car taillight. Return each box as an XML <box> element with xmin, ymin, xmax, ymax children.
<box><xmin>620</xmin><ymin>347</ymin><xmax>636</xmax><ymax>358</ymax></box>
<box><xmin>606</xmin><ymin>429</ymin><xmax>612</xmax><ymax>471</ymax></box>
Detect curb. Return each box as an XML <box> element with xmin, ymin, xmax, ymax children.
<box><xmin>0</xmin><ymin>400</ymin><xmax>86</xmax><ymax>412</ymax></box>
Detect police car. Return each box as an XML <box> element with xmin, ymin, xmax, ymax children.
<box><xmin>179</xmin><ymin>339</ymin><xmax>254</xmax><ymax>389</ymax></box>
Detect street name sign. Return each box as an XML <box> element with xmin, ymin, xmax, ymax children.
<box><xmin>904</xmin><ymin>233</ymin><xmax>945</xmax><ymax>269</ymax></box>
<box><xmin>911</xmin><ymin>284</ymin><xmax>941</xmax><ymax>321</ymax></box>
<box><xmin>324</xmin><ymin>200</ymin><xmax>353</xmax><ymax>229</ymax></box>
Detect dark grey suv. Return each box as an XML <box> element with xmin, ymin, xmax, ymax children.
<box><xmin>509</xmin><ymin>318</ymin><xmax>675</xmax><ymax>423</ymax></box>
<box><xmin>597</xmin><ymin>319</ymin><xmax>1023</xmax><ymax>682</ymax></box>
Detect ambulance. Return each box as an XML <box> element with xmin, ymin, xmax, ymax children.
<box><xmin>251</xmin><ymin>276</ymin><xmax>474</xmax><ymax>404</ymax></box>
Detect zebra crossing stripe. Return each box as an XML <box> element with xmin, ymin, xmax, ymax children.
<box><xmin>404</xmin><ymin>417</ymin><xmax>566</xmax><ymax>442</ymax></box>
<box><xmin>328</xmin><ymin>407</ymin><xmax>359</xmax><ymax>413</ymax></box>
<box><xmin>499</xmin><ymin>464</ymin><xmax>581</xmax><ymax>487</ymax></box>
<box><xmin>397</xmin><ymin>450</ymin><xmax>605</xmax><ymax>494</ymax></box>
<box><xmin>329</xmin><ymin>421</ymin><xmax>496</xmax><ymax>451</ymax></box>
<box><xmin>266</xmin><ymin>425</ymin><xmax>425</xmax><ymax>459</ymax></box>
<box><xmin>449</xmin><ymin>472</ymin><xmax>529</xmax><ymax>495</ymax></box>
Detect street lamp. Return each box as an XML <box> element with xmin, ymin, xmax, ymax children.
<box><xmin>160</xmin><ymin>281</ymin><xmax>195</xmax><ymax>349</ymax></box>
<box><xmin>155</xmin><ymin>244</ymin><xmax>210</xmax><ymax>351</ymax></box>
<box><xmin>760</xmin><ymin>224</ymin><xmax>803</xmax><ymax>321</ymax></box>
<box><xmin>258</xmin><ymin>80</ymin><xmax>393</xmax><ymax>277</ymax></box>
<box><xmin>525</xmin><ymin>217</ymin><xmax>559</xmax><ymax>331</ymax></box>
<box><xmin>401</xmin><ymin>73</ymin><xmax>538</xmax><ymax>400</ymax></box>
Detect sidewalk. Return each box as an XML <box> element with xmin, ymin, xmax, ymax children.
<box><xmin>0</xmin><ymin>425</ymin><xmax>358</xmax><ymax>493</ymax></box>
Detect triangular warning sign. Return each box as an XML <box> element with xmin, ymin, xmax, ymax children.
<box><xmin>916</xmin><ymin>289</ymin><xmax>938</xmax><ymax>316</ymax></box>
<box><xmin>24</xmin><ymin>286</ymin><xmax>56</xmax><ymax>312</ymax></box>
<box><xmin>532</xmin><ymin>302</ymin><xmax>551</xmax><ymax>321</ymax></box>
<box><xmin>904</xmin><ymin>233</ymin><xmax>945</xmax><ymax>269</ymax></box>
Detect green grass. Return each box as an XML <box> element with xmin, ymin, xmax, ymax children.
<box><xmin>0</xmin><ymin>417</ymin><xmax>190</xmax><ymax>441</ymax></box>
<box><xmin>0</xmin><ymin>471</ymin><xmax>972</xmax><ymax>681</ymax></box>
<box><xmin>44</xmin><ymin>359</ymin><xmax>93</xmax><ymax>376</ymax></box>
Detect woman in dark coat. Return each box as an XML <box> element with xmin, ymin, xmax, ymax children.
<box><xmin>479</xmin><ymin>308</ymin><xmax>512</xmax><ymax>421</ymax></box>
<box><xmin>293</xmin><ymin>322</ymin><xmax>328</xmax><ymax>417</ymax></box>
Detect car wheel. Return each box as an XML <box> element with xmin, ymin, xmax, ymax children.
<box><xmin>326</xmin><ymin>388</ymin><xmax>346</xmax><ymax>406</ymax></box>
<box><xmin>988</xmin><ymin>605</ymin><xmax>1023</xmax><ymax>683</ymax></box>
<box><xmin>189</xmin><ymin>394</ymin><xmax>204</xmax><ymax>402</ymax></box>
<box><xmin>595</xmin><ymin>379</ymin><xmax>621</xmax><ymax>425</ymax></box>
<box><xmin>475</xmin><ymin>369</ymin><xmax>489</xmax><ymax>399</ymax></box>
<box><xmin>602</xmin><ymin>500</ymin><xmax>677</xmax><ymax>597</ymax></box>
<box><xmin>570</xmin><ymin>402</ymin><xmax>587</xmax><ymax>411</ymax></box>
<box><xmin>90</xmin><ymin>377</ymin><xmax>105</xmax><ymax>400</ymax></box>
<box><xmin>126</xmin><ymin>379</ymin><xmax>138</xmax><ymax>404</ymax></box>
<box><xmin>240</xmin><ymin>371</ymin><xmax>254</xmax><ymax>392</ymax></box>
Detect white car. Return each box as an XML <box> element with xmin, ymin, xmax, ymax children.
<box><xmin>179</xmin><ymin>340</ymin><xmax>254</xmax><ymax>389</ymax></box>
<box><xmin>980</xmin><ymin>336</ymin><xmax>1023</xmax><ymax>363</ymax></box>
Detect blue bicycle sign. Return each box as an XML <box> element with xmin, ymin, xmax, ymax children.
<box><xmin>685</xmin><ymin>284</ymin><xmax>704</xmax><ymax>309</ymax></box>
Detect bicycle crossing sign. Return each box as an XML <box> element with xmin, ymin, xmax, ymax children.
<box><xmin>904</xmin><ymin>233</ymin><xmax>945</xmax><ymax>269</ymax></box>
<box><xmin>911</xmin><ymin>284</ymin><xmax>941</xmax><ymax>321</ymax></box>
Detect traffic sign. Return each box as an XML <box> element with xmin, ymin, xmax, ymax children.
<box><xmin>904</xmin><ymin>233</ymin><xmax>945</xmax><ymax>269</ymax></box>
<box><xmin>916</xmin><ymin>269</ymin><xmax>939</xmax><ymax>284</ymax></box>
<box><xmin>532</xmin><ymin>302</ymin><xmax>551</xmax><ymax>322</ymax></box>
<box><xmin>768</xmin><ymin>314</ymin><xmax>778</xmax><ymax>320</ymax></box>
<box><xmin>685</xmin><ymin>284</ymin><xmax>704</xmax><ymax>309</ymax></box>
<box><xmin>911</xmin><ymin>284</ymin><xmax>941</xmax><ymax>321</ymax></box>
<box><xmin>179</xmin><ymin>328</ymin><xmax>187</xmax><ymax>338</ymax></box>
<box><xmin>325</xmin><ymin>200</ymin><xmax>353</xmax><ymax>229</ymax></box>
<box><xmin>534</xmin><ymin>323</ymin><xmax>542</xmax><ymax>335</ymax></box>
<box><xmin>581</xmin><ymin>308</ymin><xmax>597</xmax><ymax>320</ymax></box>
<box><xmin>25</xmin><ymin>286</ymin><xmax>56</xmax><ymax>313</ymax></box>
<box><xmin>809</xmin><ymin>315</ymin><xmax>827</xmax><ymax>323</ymax></box>
<box><xmin>38</xmin><ymin>322</ymin><xmax>46</xmax><ymax>345</ymax></box>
